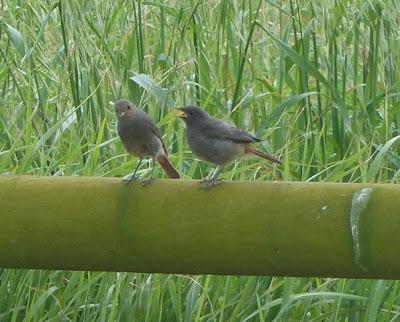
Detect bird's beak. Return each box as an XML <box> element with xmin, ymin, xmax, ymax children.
<box><xmin>174</xmin><ymin>109</ymin><xmax>187</xmax><ymax>118</ymax></box>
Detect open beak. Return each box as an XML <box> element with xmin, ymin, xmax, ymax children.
<box><xmin>174</xmin><ymin>108</ymin><xmax>187</xmax><ymax>118</ymax></box>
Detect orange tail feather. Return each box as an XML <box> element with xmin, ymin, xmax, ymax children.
<box><xmin>245</xmin><ymin>146</ymin><xmax>282</xmax><ymax>165</ymax></box>
<box><xmin>156</xmin><ymin>154</ymin><xmax>180</xmax><ymax>179</ymax></box>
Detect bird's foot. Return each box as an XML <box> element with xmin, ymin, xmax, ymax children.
<box><xmin>200</xmin><ymin>178</ymin><xmax>223</xmax><ymax>190</ymax></box>
<box><xmin>142</xmin><ymin>177</ymin><xmax>156</xmax><ymax>187</ymax></box>
<box><xmin>122</xmin><ymin>175</ymin><xmax>140</xmax><ymax>184</ymax></box>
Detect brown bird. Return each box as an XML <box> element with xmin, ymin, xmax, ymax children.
<box><xmin>115</xmin><ymin>99</ymin><xmax>180</xmax><ymax>184</ymax></box>
<box><xmin>176</xmin><ymin>106</ymin><xmax>281</xmax><ymax>187</ymax></box>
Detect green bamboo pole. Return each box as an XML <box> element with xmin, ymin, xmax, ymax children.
<box><xmin>0</xmin><ymin>175</ymin><xmax>399</xmax><ymax>278</ymax></box>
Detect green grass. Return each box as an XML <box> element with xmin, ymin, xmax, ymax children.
<box><xmin>1</xmin><ymin>0</ymin><xmax>400</xmax><ymax>320</ymax></box>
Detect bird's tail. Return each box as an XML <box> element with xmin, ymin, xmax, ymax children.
<box><xmin>245</xmin><ymin>146</ymin><xmax>282</xmax><ymax>165</ymax></box>
<box><xmin>156</xmin><ymin>154</ymin><xmax>180</xmax><ymax>179</ymax></box>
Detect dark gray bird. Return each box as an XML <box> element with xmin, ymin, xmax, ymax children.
<box><xmin>115</xmin><ymin>99</ymin><xmax>180</xmax><ymax>184</ymax></box>
<box><xmin>176</xmin><ymin>106</ymin><xmax>281</xmax><ymax>187</ymax></box>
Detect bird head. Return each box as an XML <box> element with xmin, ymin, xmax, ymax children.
<box><xmin>115</xmin><ymin>99</ymin><xmax>135</xmax><ymax>120</ymax></box>
<box><xmin>175</xmin><ymin>106</ymin><xmax>208</xmax><ymax>126</ymax></box>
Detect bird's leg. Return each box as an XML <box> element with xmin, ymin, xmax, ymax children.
<box><xmin>122</xmin><ymin>158</ymin><xmax>143</xmax><ymax>184</ymax></box>
<box><xmin>201</xmin><ymin>166</ymin><xmax>225</xmax><ymax>189</ymax></box>
<box><xmin>142</xmin><ymin>159</ymin><xmax>156</xmax><ymax>186</ymax></box>
<box><xmin>201</xmin><ymin>166</ymin><xmax>220</xmax><ymax>182</ymax></box>
<box><xmin>202</xmin><ymin>167</ymin><xmax>214</xmax><ymax>181</ymax></box>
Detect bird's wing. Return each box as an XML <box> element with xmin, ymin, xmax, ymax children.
<box><xmin>201</xmin><ymin>118</ymin><xmax>261</xmax><ymax>143</ymax></box>
<box><xmin>137</xmin><ymin>109</ymin><xmax>169</xmax><ymax>155</ymax></box>
<box><xmin>147</xmin><ymin>120</ymin><xmax>168</xmax><ymax>155</ymax></box>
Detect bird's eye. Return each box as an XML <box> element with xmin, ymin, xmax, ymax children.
<box><xmin>189</xmin><ymin>111</ymin><xmax>194</xmax><ymax>116</ymax></box>
<box><xmin>127</xmin><ymin>105</ymin><xmax>131</xmax><ymax>110</ymax></box>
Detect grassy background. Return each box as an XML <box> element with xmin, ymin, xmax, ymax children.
<box><xmin>1</xmin><ymin>0</ymin><xmax>400</xmax><ymax>320</ymax></box>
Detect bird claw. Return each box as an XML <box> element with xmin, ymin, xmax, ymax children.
<box><xmin>122</xmin><ymin>175</ymin><xmax>140</xmax><ymax>184</ymax></box>
<box><xmin>142</xmin><ymin>177</ymin><xmax>155</xmax><ymax>187</ymax></box>
<box><xmin>199</xmin><ymin>179</ymin><xmax>223</xmax><ymax>190</ymax></box>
